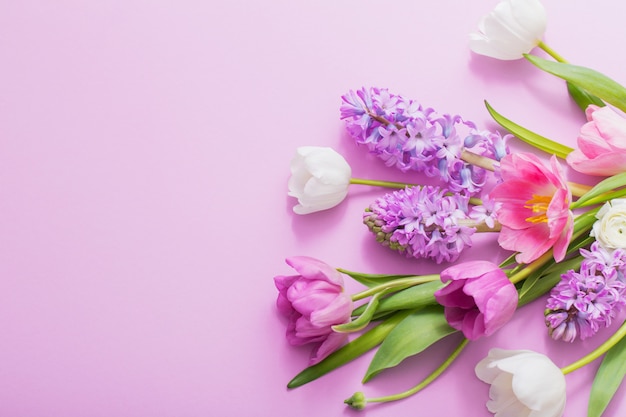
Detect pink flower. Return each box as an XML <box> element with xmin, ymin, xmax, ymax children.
<box><xmin>274</xmin><ymin>256</ymin><xmax>353</xmax><ymax>365</ymax></box>
<box><xmin>434</xmin><ymin>261</ymin><xmax>517</xmax><ymax>340</ymax></box>
<box><xmin>491</xmin><ymin>153</ymin><xmax>573</xmax><ymax>264</ymax></box>
<box><xmin>566</xmin><ymin>105</ymin><xmax>626</xmax><ymax>176</ymax></box>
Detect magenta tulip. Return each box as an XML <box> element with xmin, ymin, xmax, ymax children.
<box><xmin>434</xmin><ymin>261</ymin><xmax>517</xmax><ymax>340</ymax></box>
<box><xmin>567</xmin><ymin>105</ymin><xmax>626</xmax><ymax>176</ymax></box>
<box><xmin>274</xmin><ymin>256</ymin><xmax>353</xmax><ymax>364</ymax></box>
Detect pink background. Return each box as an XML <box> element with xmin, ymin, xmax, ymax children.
<box><xmin>2</xmin><ymin>1</ymin><xmax>626</xmax><ymax>416</ymax></box>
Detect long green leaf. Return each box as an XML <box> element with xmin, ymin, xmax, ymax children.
<box><xmin>570</xmin><ymin>172</ymin><xmax>626</xmax><ymax>209</ymax></box>
<box><xmin>588</xmin><ymin>323</ymin><xmax>626</xmax><ymax>417</ymax></box>
<box><xmin>337</xmin><ymin>268</ymin><xmax>414</xmax><ymax>288</ymax></box>
<box><xmin>525</xmin><ymin>55</ymin><xmax>626</xmax><ymax>113</ymax></box>
<box><xmin>485</xmin><ymin>101</ymin><xmax>573</xmax><ymax>159</ymax></box>
<box><xmin>566</xmin><ymin>81</ymin><xmax>605</xmax><ymax>112</ymax></box>
<box><xmin>351</xmin><ymin>280</ymin><xmax>442</xmax><ymax>317</ymax></box>
<box><xmin>362</xmin><ymin>305</ymin><xmax>456</xmax><ymax>383</ymax></box>
<box><xmin>287</xmin><ymin>309</ymin><xmax>413</xmax><ymax>388</ymax></box>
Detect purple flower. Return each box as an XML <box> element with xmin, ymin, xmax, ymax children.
<box><xmin>274</xmin><ymin>256</ymin><xmax>353</xmax><ymax>364</ymax></box>
<box><xmin>340</xmin><ymin>87</ymin><xmax>510</xmax><ymax>194</ymax></box>
<box><xmin>434</xmin><ymin>261</ymin><xmax>518</xmax><ymax>340</ymax></box>
<box><xmin>545</xmin><ymin>246</ymin><xmax>626</xmax><ymax>342</ymax></box>
<box><xmin>363</xmin><ymin>186</ymin><xmax>475</xmax><ymax>263</ymax></box>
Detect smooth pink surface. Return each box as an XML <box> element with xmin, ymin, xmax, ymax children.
<box><xmin>2</xmin><ymin>1</ymin><xmax>626</xmax><ymax>416</ymax></box>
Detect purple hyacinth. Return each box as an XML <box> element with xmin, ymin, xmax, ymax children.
<box><xmin>545</xmin><ymin>243</ymin><xmax>626</xmax><ymax>342</ymax></box>
<box><xmin>340</xmin><ymin>87</ymin><xmax>511</xmax><ymax>195</ymax></box>
<box><xmin>363</xmin><ymin>186</ymin><xmax>476</xmax><ymax>263</ymax></box>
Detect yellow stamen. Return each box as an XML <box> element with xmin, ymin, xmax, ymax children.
<box><xmin>524</xmin><ymin>195</ymin><xmax>552</xmax><ymax>224</ymax></box>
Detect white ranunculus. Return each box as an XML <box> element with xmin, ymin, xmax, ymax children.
<box><xmin>591</xmin><ymin>198</ymin><xmax>626</xmax><ymax>249</ymax></box>
<box><xmin>475</xmin><ymin>349</ymin><xmax>566</xmax><ymax>417</ymax></box>
<box><xmin>469</xmin><ymin>0</ymin><xmax>547</xmax><ymax>60</ymax></box>
<box><xmin>288</xmin><ymin>146</ymin><xmax>352</xmax><ymax>215</ymax></box>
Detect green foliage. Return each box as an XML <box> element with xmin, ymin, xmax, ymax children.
<box><xmin>362</xmin><ymin>306</ymin><xmax>456</xmax><ymax>383</ymax></box>
<box><xmin>588</xmin><ymin>323</ymin><xmax>626</xmax><ymax>417</ymax></box>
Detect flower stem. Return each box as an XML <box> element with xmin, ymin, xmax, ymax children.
<box><xmin>561</xmin><ymin>320</ymin><xmax>626</xmax><ymax>375</ymax></box>
<box><xmin>351</xmin><ymin>338</ymin><xmax>469</xmax><ymax>406</ymax></box>
<box><xmin>351</xmin><ymin>275</ymin><xmax>440</xmax><ymax>302</ymax></box>
<box><xmin>537</xmin><ymin>41</ymin><xmax>568</xmax><ymax>63</ymax></box>
<box><xmin>568</xmin><ymin>181</ymin><xmax>593</xmax><ymax>198</ymax></box>
<box><xmin>508</xmin><ymin>250</ymin><xmax>554</xmax><ymax>284</ymax></box>
<box><xmin>350</xmin><ymin>178</ymin><xmax>414</xmax><ymax>189</ymax></box>
<box><xmin>461</xmin><ymin>149</ymin><xmax>497</xmax><ymax>171</ymax></box>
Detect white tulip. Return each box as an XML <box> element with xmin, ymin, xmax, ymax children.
<box><xmin>470</xmin><ymin>0</ymin><xmax>547</xmax><ymax>60</ymax></box>
<box><xmin>591</xmin><ymin>198</ymin><xmax>626</xmax><ymax>250</ymax></box>
<box><xmin>288</xmin><ymin>146</ymin><xmax>352</xmax><ymax>215</ymax></box>
<box><xmin>475</xmin><ymin>349</ymin><xmax>566</xmax><ymax>417</ymax></box>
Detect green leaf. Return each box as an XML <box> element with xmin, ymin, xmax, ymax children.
<box><xmin>588</xmin><ymin>323</ymin><xmax>626</xmax><ymax>417</ymax></box>
<box><xmin>334</xmin><ymin>292</ymin><xmax>382</xmax><ymax>333</ymax></box>
<box><xmin>570</xmin><ymin>172</ymin><xmax>626</xmax><ymax>209</ymax></box>
<box><xmin>351</xmin><ymin>280</ymin><xmax>442</xmax><ymax>317</ymax></box>
<box><xmin>485</xmin><ymin>101</ymin><xmax>573</xmax><ymax>159</ymax></box>
<box><xmin>362</xmin><ymin>305</ymin><xmax>456</xmax><ymax>383</ymax></box>
<box><xmin>566</xmin><ymin>81</ymin><xmax>605</xmax><ymax>112</ymax></box>
<box><xmin>525</xmin><ymin>55</ymin><xmax>626</xmax><ymax>114</ymax></box>
<box><xmin>338</xmin><ymin>268</ymin><xmax>414</xmax><ymax>288</ymax></box>
<box><xmin>287</xmin><ymin>309</ymin><xmax>414</xmax><ymax>388</ymax></box>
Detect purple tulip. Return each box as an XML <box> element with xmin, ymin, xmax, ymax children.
<box><xmin>434</xmin><ymin>261</ymin><xmax>517</xmax><ymax>340</ymax></box>
<box><xmin>274</xmin><ymin>256</ymin><xmax>353</xmax><ymax>364</ymax></box>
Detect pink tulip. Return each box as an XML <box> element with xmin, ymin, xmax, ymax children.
<box><xmin>434</xmin><ymin>261</ymin><xmax>517</xmax><ymax>340</ymax></box>
<box><xmin>566</xmin><ymin>105</ymin><xmax>626</xmax><ymax>176</ymax></box>
<box><xmin>490</xmin><ymin>153</ymin><xmax>573</xmax><ymax>264</ymax></box>
<box><xmin>274</xmin><ymin>256</ymin><xmax>353</xmax><ymax>364</ymax></box>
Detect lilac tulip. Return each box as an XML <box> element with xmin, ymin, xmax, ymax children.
<box><xmin>274</xmin><ymin>256</ymin><xmax>353</xmax><ymax>364</ymax></box>
<box><xmin>434</xmin><ymin>261</ymin><xmax>517</xmax><ymax>340</ymax></box>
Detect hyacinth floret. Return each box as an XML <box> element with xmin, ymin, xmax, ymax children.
<box><xmin>340</xmin><ymin>87</ymin><xmax>511</xmax><ymax>195</ymax></box>
<box><xmin>362</xmin><ymin>186</ymin><xmax>475</xmax><ymax>263</ymax></box>
<box><xmin>545</xmin><ymin>243</ymin><xmax>626</xmax><ymax>342</ymax></box>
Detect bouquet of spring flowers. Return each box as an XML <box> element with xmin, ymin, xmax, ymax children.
<box><xmin>273</xmin><ymin>1</ymin><xmax>626</xmax><ymax>416</ymax></box>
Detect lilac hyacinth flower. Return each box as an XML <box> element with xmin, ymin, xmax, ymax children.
<box><xmin>340</xmin><ymin>87</ymin><xmax>511</xmax><ymax>195</ymax></box>
<box><xmin>545</xmin><ymin>244</ymin><xmax>626</xmax><ymax>342</ymax></box>
<box><xmin>434</xmin><ymin>261</ymin><xmax>518</xmax><ymax>340</ymax></box>
<box><xmin>362</xmin><ymin>185</ymin><xmax>476</xmax><ymax>263</ymax></box>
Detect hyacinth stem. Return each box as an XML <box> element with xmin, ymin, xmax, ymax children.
<box><xmin>537</xmin><ymin>41</ymin><xmax>568</xmax><ymax>63</ymax></box>
<box><xmin>561</xmin><ymin>320</ymin><xmax>626</xmax><ymax>375</ymax></box>
<box><xmin>345</xmin><ymin>338</ymin><xmax>469</xmax><ymax>409</ymax></box>
<box><xmin>461</xmin><ymin>149</ymin><xmax>497</xmax><ymax>171</ymax></box>
<box><xmin>350</xmin><ymin>178</ymin><xmax>414</xmax><ymax>189</ymax></box>
<box><xmin>350</xmin><ymin>275</ymin><xmax>440</xmax><ymax>302</ymax></box>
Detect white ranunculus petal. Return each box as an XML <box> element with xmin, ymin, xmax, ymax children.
<box><xmin>591</xmin><ymin>198</ymin><xmax>626</xmax><ymax>249</ymax></box>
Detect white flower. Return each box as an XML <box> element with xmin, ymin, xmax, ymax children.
<box><xmin>475</xmin><ymin>349</ymin><xmax>566</xmax><ymax>417</ymax></box>
<box><xmin>288</xmin><ymin>146</ymin><xmax>352</xmax><ymax>215</ymax></box>
<box><xmin>469</xmin><ymin>0</ymin><xmax>547</xmax><ymax>60</ymax></box>
<box><xmin>591</xmin><ymin>198</ymin><xmax>626</xmax><ymax>250</ymax></box>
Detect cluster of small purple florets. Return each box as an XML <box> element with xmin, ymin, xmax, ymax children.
<box><xmin>340</xmin><ymin>87</ymin><xmax>510</xmax><ymax>195</ymax></box>
<box><xmin>363</xmin><ymin>185</ymin><xmax>480</xmax><ymax>263</ymax></box>
<box><xmin>545</xmin><ymin>242</ymin><xmax>626</xmax><ymax>342</ymax></box>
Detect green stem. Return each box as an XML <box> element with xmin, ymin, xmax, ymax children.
<box><xmin>561</xmin><ymin>320</ymin><xmax>626</xmax><ymax>375</ymax></box>
<box><xmin>537</xmin><ymin>41</ymin><xmax>568</xmax><ymax>63</ymax></box>
<box><xmin>351</xmin><ymin>275</ymin><xmax>440</xmax><ymax>302</ymax></box>
<box><xmin>350</xmin><ymin>178</ymin><xmax>414</xmax><ymax>189</ymax></box>
<box><xmin>361</xmin><ymin>338</ymin><xmax>469</xmax><ymax>405</ymax></box>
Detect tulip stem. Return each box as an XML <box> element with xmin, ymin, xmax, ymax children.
<box><xmin>345</xmin><ymin>338</ymin><xmax>469</xmax><ymax>408</ymax></box>
<box><xmin>561</xmin><ymin>320</ymin><xmax>626</xmax><ymax>375</ymax></box>
<box><xmin>350</xmin><ymin>178</ymin><xmax>413</xmax><ymax>189</ymax></box>
<box><xmin>350</xmin><ymin>275</ymin><xmax>440</xmax><ymax>302</ymax></box>
<box><xmin>537</xmin><ymin>41</ymin><xmax>568</xmax><ymax>63</ymax></box>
